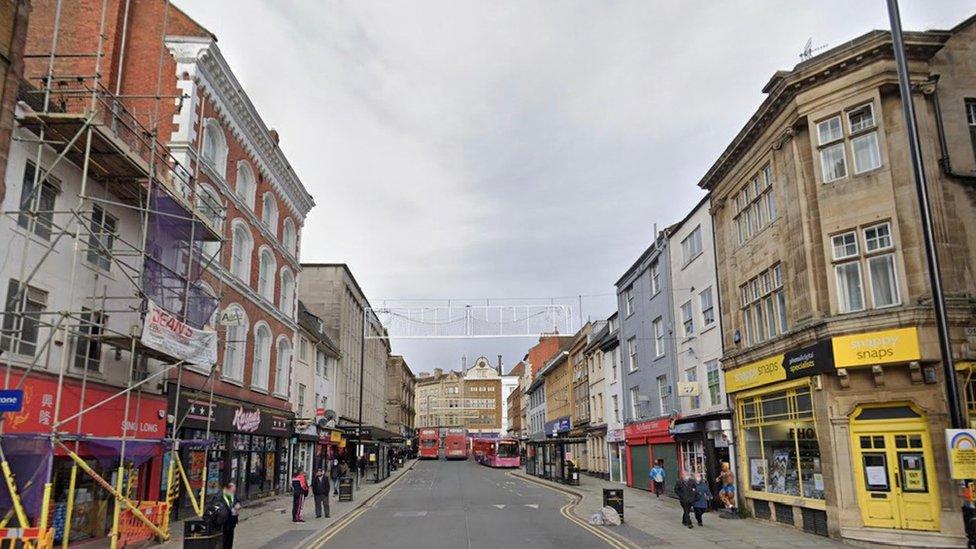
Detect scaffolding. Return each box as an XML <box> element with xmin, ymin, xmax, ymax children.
<box><xmin>0</xmin><ymin>0</ymin><xmax>228</xmax><ymax>547</ymax></box>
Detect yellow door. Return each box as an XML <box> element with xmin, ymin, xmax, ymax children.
<box><xmin>850</xmin><ymin>405</ymin><xmax>939</xmax><ymax>532</ymax></box>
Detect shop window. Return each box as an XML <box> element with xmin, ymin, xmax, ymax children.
<box><xmin>737</xmin><ymin>385</ymin><xmax>823</xmax><ymax>501</ymax></box>
<box><xmin>681</xmin><ymin>440</ymin><xmax>705</xmax><ymax>476</ymax></box>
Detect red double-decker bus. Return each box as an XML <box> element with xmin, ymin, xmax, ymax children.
<box><xmin>418</xmin><ymin>428</ymin><xmax>440</xmax><ymax>459</ymax></box>
<box><xmin>444</xmin><ymin>428</ymin><xmax>468</xmax><ymax>460</ymax></box>
<box><xmin>471</xmin><ymin>438</ymin><xmax>493</xmax><ymax>463</ymax></box>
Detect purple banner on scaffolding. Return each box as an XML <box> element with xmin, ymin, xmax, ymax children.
<box><xmin>0</xmin><ymin>435</ymin><xmax>53</xmax><ymax>524</ymax></box>
<box><xmin>142</xmin><ymin>185</ymin><xmax>218</xmax><ymax>328</ymax></box>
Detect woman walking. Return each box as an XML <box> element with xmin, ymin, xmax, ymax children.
<box><xmin>692</xmin><ymin>473</ymin><xmax>712</xmax><ymax>527</ymax></box>
<box><xmin>291</xmin><ymin>469</ymin><xmax>309</xmax><ymax>522</ymax></box>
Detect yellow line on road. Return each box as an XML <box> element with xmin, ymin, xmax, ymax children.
<box><xmin>308</xmin><ymin>467</ymin><xmax>414</xmax><ymax>549</ymax></box>
<box><xmin>507</xmin><ymin>472</ymin><xmax>636</xmax><ymax>549</ymax></box>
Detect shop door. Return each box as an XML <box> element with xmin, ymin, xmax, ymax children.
<box><xmin>651</xmin><ymin>443</ymin><xmax>678</xmax><ymax>496</ymax></box>
<box><xmin>850</xmin><ymin>406</ymin><xmax>939</xmax><ymax>532</ymax></box>
<box><xmin>630</xmin><ymin>445</ymin><xmax>650</xmax><ymax>489</ymax></box>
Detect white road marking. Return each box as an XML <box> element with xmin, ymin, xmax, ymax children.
<box><xmin>524</xmin><ymin>504</ymin><xmax>539</xmax><ymax>509</ymax></box>
<box><xmin>393</xmin><ymin>511</ymin><xmax>428</xmax><ymax>517</ymax></box>
<box><xmin>492</xmin><ymin>504</ymin><xmax>506</xmax><ymax>509</ymax></box>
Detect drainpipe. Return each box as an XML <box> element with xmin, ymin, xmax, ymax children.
<box><xmin>114</xmin><ymin>0</ymin><xmax>132</xmax><ymax>95</ymax></box>
<box><xmin>923</xmin><ymin>74</ymin><xmax>976</xmax><ymax>182</ymax></box>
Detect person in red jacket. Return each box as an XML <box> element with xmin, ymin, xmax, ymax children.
<box><xmin>291</xmin><ymin>469</ymin><xmax>309</xmax><ymax>522</ymax></box>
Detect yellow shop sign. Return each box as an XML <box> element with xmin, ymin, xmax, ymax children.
<box><xmin>832</xmin><ymin>327</ymin><xmax>920</xmax><ymax>368</ymax></box>
<box><xmin>725</xmin><ymin>354</ymin><xmax>786</xmax><ymax>393</ymax></box>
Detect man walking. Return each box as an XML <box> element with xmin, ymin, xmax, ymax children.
<box><xmin>674</xmin><ymin>471</ymin><xmax>700</xmax><ymax>529</ymax></box>
<box><xmin>291</xmin><ymin>469</ymin><xmax>309</xmax><ymax>522</ymax></box>
<box><xmin>311</xmin><ymin>468</ymin><xmax>331</xmax><ymax>518</ymax></box>
<box><xmin>208</xmin><ymin>482</ymin><xmax>241</xmax><ymax>549</ymax></box>
<box><xmin>331</xmin><ymin>458</ymin><xmax>341</xmax><ymax>496</ymax></box>
<box><xmin>649</xmin><ymin>459</ymin><xmax>666</xmax><ymax>498</ymax></box>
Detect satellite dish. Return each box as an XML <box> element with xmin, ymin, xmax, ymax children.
<box><xmin>324</xmin><ymin>409</ymin><xmax>337</xmax><ymax>422</ymax></box>
<box><xmin>316</xmin><ymin>418</ymin><xmax>329</xmax><ymax>428</ymax></box>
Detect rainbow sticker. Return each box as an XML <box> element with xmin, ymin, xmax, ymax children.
<box><xmin>950</xmin><ymin>431</ymin><xmax>976</xmax><ymax>450</ymax></box>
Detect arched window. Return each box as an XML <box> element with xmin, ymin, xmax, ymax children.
<box><xmin>274</xmin><ymin>337</ymin><xmax>292</xmax><ymax>396</ymax></box>
<box><xmin>230</xmin><ymin>220</ymin><xmax>253</xmax><ymax>282</ymax></box>
<box><xmin>251</xmin><ymin>323</ymin><xmax>271</xmax><ymax>390</ymax></box>
<box><xmin>222</xmin><ymin>305</ymin><xmax>247</xmax><ymax>381</ymax></box>
<box><xmin>282</xmin><ymin>218</ymin><xmax>297</xmax><ymax>256</ymax></box>
<box><xmin>235</xmin><ymin>161</ymin><xmax>256</xmax><ymax>209</ymax></box>
<box><xmin>201</xmin><ymin>119</ymin><xmax>228</xmax><ymax>177</ymax></box>
<box><xmin>257</xmin><ymin>247</ymin><xmax>276</xmax><ymax>301</ymax></box>
<box><xmin>279</xmin><ymin>267</ymin><xmax>295</xmax><ymax>318</ymax></box>
<box><xmin>261</xmin><ymin>193</ymin><xmax>279</xmax><ymax>236</ymax></box>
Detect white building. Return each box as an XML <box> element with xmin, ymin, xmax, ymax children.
<box><xmin>666</xmin><ymin>196</ymin><xmax>733</xmax><ymax>481</ymax></box>
<box><xmin>501</xmin><ymin>374</ymin><xmax>519</xmax><ymax>435</ymax></box>
<box><xmin>601</xmin><ymin>313</ymin><xmax>625</xmax><ymax>484</ymax></box>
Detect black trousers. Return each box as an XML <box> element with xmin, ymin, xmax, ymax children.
<box><xmin>314</xmin><ymin>493</ymin><xmax>330</xmax><ymax>518</ymax></box>
<box><xmin>221</xmin><ymin>525</ymin><xmax>235</xmax><ymax>549</ymax></box>
<box><xmin>681</xmin><ymin>502</ymin><xmax>693</xmax><ymax>526</ymax></box>
<box><xmin>652</xmin><ymin>481</ymin><xmax>664</xmax><ymax>497</ymax></box>
<box><xmin>694</xmin><ymin>507</ymin><xmax>705</xmax><ymax>525</ymax></box>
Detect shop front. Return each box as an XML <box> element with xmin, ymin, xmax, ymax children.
<box><xmin>607</xmin><ymin>429</ymin><xmax>626</xmax><ymax>484</ymax></box>
<box><xmin>292</xmin><ymin>422</ymin><xmax>318</xmax><ymax>476</ymax></box>
<box><xmin>317</xmin><ymin>428</ymin><xmax>344</xmax><ymax>471</ymax></box>
<box><xmin>2</xmin><ymin>371</ymin><xmax>168</xmax><ymax>544</ymax></box>
<box><xmin>167</xmin><ymin>387</ymin><xmax>293</xmax><ymax>516</ymax></box>
<box><xmin>672</xmin><ymin>414</ymin><xmax>734</xmax><ymax>501</ymax></box>
<box><xmin>624</xmin><ymin>418</ymin><xmax>675</xmax><ymax>493</ymax></box>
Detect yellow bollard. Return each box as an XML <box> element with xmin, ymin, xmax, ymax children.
<box><xmin>61</xmin><ymin>465</ymin><xmax>78</xmax><ymax>549</ymax></box>
<box><xmin>108</xmin><ymin>464</ymin><xmax>125</xmax><ymax>549</ymax></box>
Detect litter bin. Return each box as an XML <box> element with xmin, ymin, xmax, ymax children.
<box><xmin>603</xmin><ymin>488</ymin><xmax>624</xmax><ymax>522</ymax></box>
<box><xmin>566</xmin><ymin>464</ymin><xmax>580</xmax><ymax>486</ymax></box>
<box><xmin>183</xmin><ymin>517</ymin><xmax>222</xmax><ymax>549</ymax></box>
<box><xmin>338</xmin><ymin>477</ymin><xmax>354</xmax><ymax>502</ymax></box>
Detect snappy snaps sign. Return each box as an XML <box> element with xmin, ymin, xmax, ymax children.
<box><xmin>832</xmin><ymin>327</ymin><xmax>920</xmax><ymax>368</ymax></box>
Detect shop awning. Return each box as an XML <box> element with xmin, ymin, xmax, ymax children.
<box><xmin>527</xmin><ymin>437</ymin><xmax>588</xmax><ymax>444</ymax></box>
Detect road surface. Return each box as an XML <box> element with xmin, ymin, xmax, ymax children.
<box><xmin>319</xmin><ymin>458</ymin><xmax>615</xmax><ymax>548</ymax></box>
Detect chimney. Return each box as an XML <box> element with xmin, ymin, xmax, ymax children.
<box><xmin>434</xmin><ymin>368</ymin><xmax>443</xmax><ymax>378</ymax></box>
<box><xmin>497</xmin><ymin>355</ymin><xmax>503</xmax><ymax>375</ymax></box>
<box><xmin>269</xmin><ymin>129</ymin><xmax>280</xmax><ymax>145</ymax></box>
<box><xmin>462</xmin><ymin>355</ymin><xmax>467</xmax><ymax>370</ymax></box>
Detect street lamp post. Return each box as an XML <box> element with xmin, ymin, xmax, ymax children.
<box><xmin>885</xmin><ymin>0</ymin><xmax>970</xmax><ymax>543</ymax></box>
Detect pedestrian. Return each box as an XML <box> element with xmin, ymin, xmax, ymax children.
<box><xmin>208</xmin><ymin>481</ymin><xmax>241</xmax><ymax>549</ymax></box>
<box><xmin>692</xmin><ymin>473</ymin><xmax>712</xmax><ymax>527</ymax></box>
<box><xmin>291</xmin><ymin>469</ymin><xmax>309</xmax><ymax>522</ymax></box>
<box><xmin>358</xmin><ymin>454</ymin><xmax>367</xmax><ymax>478</ymax></box>
<box><xmin>311</xmin><ymin>468</ymin><xmax>331</xmax><ymax>518</ymax></box>
<box><xmin>715</xmin><ymin>462</ymin><xmax>737</xmax><ymax>512</ymax></box>
<box><xmin>649</xmin><ymin>459</ymin><xmax>666</xmax><ymax>498</ymax></box>
<box><xmin>331</xmin><ymin>458</ymin><xmax>342</xmax><ymax>496</ymax></box>
<box><xmin>674</xmin><ymin>471</ymin><xmax>699</xmax><ymax>529</ymax></box>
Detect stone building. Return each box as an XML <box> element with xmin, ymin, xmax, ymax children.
<box><xmin>705</xmin><ymin>14</ymin><xmax>976</xmax><ymax>545</ymax></box>
<box><xmin>584</xmin><ymin>319</ymin><xmax>609</xmax><ymax>478</ymax></box>
<box><xmin>299</xmin><ymin>263</ymin><xmax>390</xmax><ymax>430</ymax></box>
<box><xmin>568</xmin><ymin>323</ymin><xmax>592</xmax><ymax>470</ymax></box>
<box><xmin>385</xmin><ymin>355</ymin><xmax>416</xmax><ymax>437</ymax></box>
<box><xmin>414</xmin><ymin>356</ymin><xmax>504</xmax><ymax>436</ymax></box>
<box><xmin>506</xmin><ymin>361</ymin><xmax>526</xmax><ymax>437</ymax></box>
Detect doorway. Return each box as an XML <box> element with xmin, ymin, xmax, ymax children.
<box><xmin>849</xmin><ymin>404</ymin><xmax>939</xmax><ymax>532</ymax></box>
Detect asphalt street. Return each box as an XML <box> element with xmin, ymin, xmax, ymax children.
<box><xmin>324</xmin><ymin>458</ymin><xmax>612</xmax><ymax>549</ymax></box>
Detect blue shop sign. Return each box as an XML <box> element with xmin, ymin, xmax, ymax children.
<box><xmin>545</xmin><ymin>416</ymin><xmax>571</xmax><ymax>436</ymax></box>
<box><xmin>0</xmin><ymin>390</ymin><xmax>24</xmax><ymax>412</ymax></box>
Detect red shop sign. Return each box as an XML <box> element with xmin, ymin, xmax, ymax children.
<box><xmin>2</xmin><ymin>372</ymin><xmax>167</xmax><ymax>439</ymax></box>
<box><xmin>624</xmin><ymin>418</ymin><xmax>671</xmax><ymax>440</ymax></box>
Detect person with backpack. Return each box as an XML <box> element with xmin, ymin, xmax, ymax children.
<box><xmin>649</xmin><ymin>459</ymin><xmax>666</xmax><ymax>498</ymax></box>
<box><xmin>331</xmin><ymin>458</ymin><xmax>342</xmax><ymax>496</ymax></box>
<box><xmin>207</xmin><ymin>481</ymin><xmax>241</xmax><ymax>549</ymax></box>
<box><xmin>291</xmin><ymin>469</ymin><xmax>309</xmax><ymax>522</ymax></box>
<box><xmin>675</xmin><ymin>471</ymin><xmax>700</xmax><ymax>528</ymax></box>
<box><xmin>311</xmin><ymin>468</ymin><xmax>330</xmax><ymax>518</ymax></box>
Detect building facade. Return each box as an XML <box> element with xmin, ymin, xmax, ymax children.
<box><xmin>569</xmin><ymin>323</ymin><xmax>592</xmax><ymax>470</ymax></box>
<box><xmin>706</xmin><ymin>16</ymin><xmax>976</xmax><ymax>545</ymax></box>
<box><xmin>299</xmin><ymin>263</ymin><xmax>389</xmax><ymax>430</ymax></box>
<box><xmin>584</xmin><ymin>320</ymin><xmax>609</xmax><ymax>478</ymax></box>
<box><xmin>385</xmin><ymin>355</ymin><xmax>416</xmax><ymax>438</ymax></box>
<box><xmin>667</xmin><ymin>196</ymin><xmax>735</xmax><ymax>492</ymax></box>
<box><xmin>616</xmin><ymin>230</ymin><xmax>680</xmax><ymax>491</ymax></box>
<box><xmin>601</xmin><ymin>314</ymin><xmax>626</xmax><ymax>484</ymax></box>
<box><xmin>506</xmin><ymin>361</ymin><xmax>526</xmax><ymax>437</ymax></box>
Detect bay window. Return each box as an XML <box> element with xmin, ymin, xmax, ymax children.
<box><xmin>741</xmin><ymin>264</ymin><xmax>787</xmax><ymax>346</ymax></box>
<box><xmin>817</xmin><ymin>102</ymin><xmax>882</xmax><ymax>183</ymax></box>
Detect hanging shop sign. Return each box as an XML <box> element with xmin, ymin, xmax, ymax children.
<box><xmin>946</xmin><ymin>429</ymin><xmax>976</xmax><ymax>480</ymax></box>
<box><xmin>725</xmin><ymin>340</ymin><xmax>835</xmax><ymax>393</ymax></box>
<box><xmin>545</xmin><ymin>416</ymin><xmax>571</xmax><ymax>437</ymax></box>
<box><xmin>141</xmin><ymin>300</ymin><xmax>218</xmax><ymax>365</ymax></box>
<box><xmin>4</xmin><ymin>372</ymin><xmax>166</xmax><ymax>438</ymax></box>
<box><xmin>167</xmin><ymin>388</ymin><xmax>292</xmax><ymax>437</ymax></box>
<box><xmin>832</xmin><ymin>327</ymin><xmax>920</xmax><ymax>368</ymax></box>
<box><xmin>607</xmin><ymin>429</ymin><xmax>625</xmax><ymax>443</ymax></box>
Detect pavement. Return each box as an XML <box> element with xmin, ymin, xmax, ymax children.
<box><xmin>512</xmin><ymin>471</ymin><xmax>852</xmax><ymax>548</ymax></box>
<box><xmin>153</xmin><ymin>460</ymin><xmax>418</xmax><ymax>549</ymax></box>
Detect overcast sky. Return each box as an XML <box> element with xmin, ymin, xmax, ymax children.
<box><xmin>177</xmin><ymin>0</ymin><xmax>973</xmax><ymax>374</ymax></box>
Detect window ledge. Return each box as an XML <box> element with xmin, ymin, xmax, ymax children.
<box><xmin>249</xmin><ymin>385</ymin><xmax>269</xmax><ymax>395</ymax></box>
<box><xmin>221</xmin><ymin>375</ymin><xmax>245</xmax><ymax>387</ymax></box>
<box><xmin>700</xmin><ymin>324</ymin><xmax>717</xmax><ymax>336</ymax></box>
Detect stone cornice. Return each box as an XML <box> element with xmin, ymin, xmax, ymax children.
<box><xmin>165</xmin><ymin>36</ymin><xmax>315</xmax><ymax>220</ymax></box>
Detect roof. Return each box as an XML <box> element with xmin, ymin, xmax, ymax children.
<box><xmin>615</xmin><ymin>224</ymin><xmax>677</xmax><ymax>288</ymax></box>
<box><xmin>667</xmin><ymin>193</ymin><xmax>711</xmax><ymax>238</ymax></box>
<box><xmin>583</xmin><ymin>320</ymin><xmax>610</xmax><ymax>354</ymax></box>
<box><xmin>696</xmin><ymin>18</ymin><xmax>966</xmax><ymax>191</ymax></box>
<box><xmin>537</xmin><ymin>351</ymin><xmax>569</xmax><ymax>379</ymax></box>
<box><xmin>297</xmin><ymin>301</ymin><xmax>340</xmax><ymax>358</ymax></box>
<box><xmin>300</xmin><ymin>263</ymin><xmax>375</xmax><ymax>312</ymax></box>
